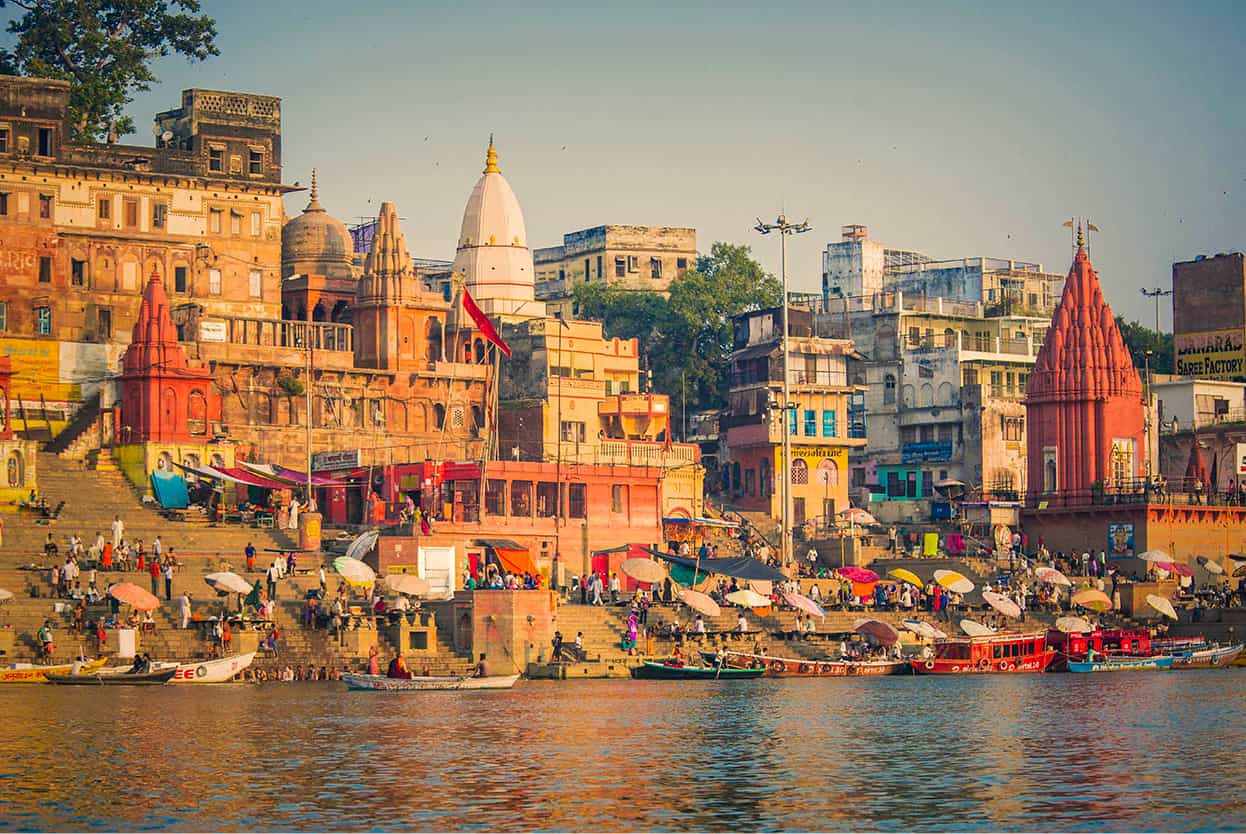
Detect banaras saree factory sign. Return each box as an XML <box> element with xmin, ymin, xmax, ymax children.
<box><xmin>1175</xmin><ymin>329</ymin><xmax>1245</xmax><ymax>380</ymax></box>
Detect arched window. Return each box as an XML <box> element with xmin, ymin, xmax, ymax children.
<box><xmin>474</xmin><ymin>338</ymin><xmax>486</xmax><ymax>364</ymax></box>
<box><xmin>791</xmin><ymin>458</ymin><xmax>809</xmax><ymax>485</ymax></box>
<box><xmin>883</xmin><ymin>374</ymin><xmax>896</xmax><ymax>405</ymax></box>
<box><xmin>919</xmin><ymin>383</ymin><xmax>934</xmax><ymax>408</ymax></box>
<box><xmin>433</xmin><ymin>403</ymin><xmax>446</xmax><ymax>429</ymax></box>
<box><xmin>817</xmin><ymin>458</ymin><xmax>839</xmax><ymax>487</ymax></box>
<box><xmin>312</xmin><ymin>303</ymin><xmax>327</xmax><ymax>322</ymax></box>
<box><xmin>901</xmin><ymin>384</ymin><xmax>914</xmax><ymax>408</ymax></box>
<box><xmin>6</xmin><ymin>451</ymin><xmax>23</xmax><ymax>486</ymax></box>
<box><xmin>211</xmin><ymin>453</ymin><xmax>226</xmax><ymax>468</ymax></box>
<box><xmin>183</xmin><ymin>453</ymin><xmax>201</xmax><ymax>482</ymax></box>
<box><xmin>731</xmin><ymin>461</ymin><xmax>741</xmax><ymax>492</ymax></box>
<box><xmin>331</xmin><ymin>300</ymin><xmax>350</xmax><ymax>323</ymax></box>
<box><xmin>161</xmin><ymin>388</ymin><xmax>178</xmax><ymax>435</ymax></box>
<box><xmin>943</xmin><ymin>328</ymin><xmax>956</xmax><ymax>348</ymax></box>
<box><xmin>425</xmin><ymin>318</ymin><xmax>443</xmax><ymax>362</ymax></box>
<box><xmin>470</xmin><ymin>405</ymin><xmax>484</xmax><ymax>435</ymax></box>
<box><xmin>187</xmin><ymin>390</ymin><xmax>208</xmax><ymax>435</ymax></box>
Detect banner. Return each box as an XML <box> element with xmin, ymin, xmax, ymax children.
<box><xmin>1175</xmin><ymin>329</ymin><xmax>1245</xmax><ymax>380</ymax></box>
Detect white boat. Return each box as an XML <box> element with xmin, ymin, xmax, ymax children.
<box><xmin>342</xmin><ymin>672</ymin><xmax>520</xmax><ymax>691</ymax></box>
<box><xmin>143</xmin><ymin>652</ymin><xmax>257</xmax><ymax>683</ymax></box>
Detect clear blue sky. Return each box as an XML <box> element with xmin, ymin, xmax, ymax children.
<box><xmin>21</xmin><ymin>1</ymin><xmax>1246</xmax><ymax>326</ymax></box>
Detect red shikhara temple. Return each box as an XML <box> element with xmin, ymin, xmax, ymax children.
<box><xmin>1025</xmin><ymin>227</ymin><xmax>1145</xmax><ymax>501</ymax></box>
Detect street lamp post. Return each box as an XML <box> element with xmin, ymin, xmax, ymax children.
<box><xmin>755</xmin><ymin>214</ymin><xmax>811</xmax><ymax>567</ymax></box>
<box><xmin>1143</xmin><ymin>348</ymin><xmax>1153</xmax><ymax>481</ymax></box>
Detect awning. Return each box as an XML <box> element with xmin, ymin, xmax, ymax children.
<box><xmin>150</xmin><ymin>470</ymin><xmax>189</xmax><ymax>510</ymax></box>
<box><xmin>177</xmin><ymin>462</ymin><xmax>288</xmax><ymax>490</ymax></box>
<box><xmin>662</xmin><ymin>516</ymin><xmax>740</xmax><ymax>529</ymax></box>
<box><xmin>492</xmin><ymin>547</ymin><xmax>538</xmax><ymax>578</ymax></box>
<box><xmin>475</xmin><ymin>538</ymin><xmax>524</xmax><ymax>550</ymax></box>
<box><xmin>646</xmin><ymin>548</ymin><xmax>786</xmax><ymax>582</ymax></box>
<box><xmin>238</xmin><ymin>461</ymin><xmax>344</xmax><ymax>487</ymax></box>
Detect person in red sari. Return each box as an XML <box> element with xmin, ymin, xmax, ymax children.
<box><xmin>101</xmin><ymin>543</ymin><xmax>113</xmax><ymax>570</ymax></box>
<box><xmin>386</xmin><ymin>654</ymin><xmax>413</xmax><ymax>680</ymax></box>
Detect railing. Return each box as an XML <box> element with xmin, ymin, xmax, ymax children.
<box><xmin>176</xmin><ymin>312</ymin><xmax>355</xmax><ymax>353</ymax></box>
<box><xmin>903</xmin><ymin>330</ymin><xmax>1040</xmax><ymax>358</ymax></box>
<box><xmin>549</xmin><ymin>439</ymin><xmax>698</xmax><ymax>468</ymax></box>
<box><xmin>1024</xmin><ymin>477</ymin><xmax>1246</xmax><ymax>510</ymax></box>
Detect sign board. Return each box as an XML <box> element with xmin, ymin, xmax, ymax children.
<box><xmin>1174</xmin><ymin>329</ymin><xmax>1246</xmax><ymax>380</ymax></box>
<box><xmin>901</xmin><ymin>441</ymin><xmax>953</xmax><ymax>464</ymax></box>
<box><xmin>199</xmin><ymin>321</ymin><xmax>228</xmax><ymax>343</ymax></box>
<box><xmin>1237</xmin><ymin>443</ymin><xmax>1246</xmax><ymax>476</ymax></box>
<box><xmin>1107</xmin><ymin>522</ymin><xmax>1135</xmax><ymax>558</ymax></box>
<box><xmin>312</xmin><ymin>449</ymin><xmax>360</xmax><ymax>471</ymax></box>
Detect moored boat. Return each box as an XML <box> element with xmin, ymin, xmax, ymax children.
<box><xmin>0</xmin><ymin>658</ymin><xmax>106</xmax><ymax>683</ymax></box>
<box><xmin>1048</xmin><ymin>627</ymin><xmax>1166</xmax><ymax>672</ymax></box>
<box><xmin>1169</xmin><ymin>643</ymin><xmax>1243</xmax><ymax>669</ymax></box>
<box><xmin>1067</xmin><ymin>654</ymin><xmax>1174</xmax><ymax>673</ymax></box>
<box><xmin>910</xmin><ymin>630</ymin><xmax>1056</xmax><ymax>675</ymax></box>
<box><xmin>151</xmin><ymin>652</ymin><xmax>257</xmax><ymax>683</ymax></box>
<box><xmin>631</xmin><ymin>661</ymin><xmax>765</xmax><ymax>680</ymax></box>
<box><xmin>45</xmin><ymin>667</ymin><xmax>177</xmax><ymax>685</ymax></box>
<box><xmin>699</xmin><ymin>650</ymin><xmax>908</xmax><ymax>677</ymax></box>
<box><xmin>342</xmin><ymin>672</ymin><xmax>520</xmax><ymax>691</ymax></box>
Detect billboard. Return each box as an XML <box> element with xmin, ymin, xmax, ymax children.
<box><xmin>1107</xmin><ymin>522</ymin><xmax>1135</xmax><ymax>558</ymax></box>
<box><xmin>1175</xmin><ymin>329</ymin><xmax>1245</xmax><ymax>380</ymax></box>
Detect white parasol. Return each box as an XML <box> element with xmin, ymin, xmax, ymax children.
<box><xmin>346</xmin><ymin>529</ymin><xmax>380</xmax><ymax>562</ymax></box>
<box><xmin>981</xmin><ymin>590</ymin><xmax>1022</xmax><ymax>619</ymax></box>
<box><xmin>781</xmin><ymin>591</ymin><xmax>826</xmax><ymax>619</ymax></box>
<box><xmin>1146</xmin><ymin>593</ymin><xmax>1179</xmax><ymax>621</ymax></box>
<box><xmin>0</xmin><ymin>588</ymin><xmax>13</xmax><ymax>602</ymax></box>
<box><xmin>1035</xmin><ymin>566</ymin><xmax>1073</xmax><ymax>587</ymax></box>
<box><xmin>1196</xmin><ymin>556</ymin><xmax>1224</xmax><ymax>576</ymax></box>
<box><xmin>334</xmin><ymin>556</ymin><xmax>376</xmax><ymax>587</ymax></box>
<box><xmin>1056</xmin><ymin>616</ymin><xmax>1096</xmax><ymax>633</ymax></box>
<box><xmin>839</xmin><ymin>507</ymin><xmax>878</xmax><ymax>526</ymax></box>
<box><xmin>620</xmin><ymin>558</ymin><xmax>666</xmax><ymax>585</ymax></box>
<box><xmin>1137</xmin><ymin>549</ymin><xmax>1170</xmax><ymax>563</ymax></box>
<box><xmin>960</xmin><ymin>619</ymin><xmax>996</xmax><ymax>637</ymax></box>
<box><xmin>725</xmin><ymin>589</ymin><xmax>771</xmax><ymax>608</ymax></box>
<box><xmin>902</xmin><ymin>619</ymin><xmax>940</xmax><ymax>640</ymax></box>
<box><xmin>384</xmin><ymin>575</ymin><xmax>430</xmax><ymax>597</ymax></box>
<box><xmin>204</xmin><ymin>572</ymin><xmax>253</xmax><ymax>595</ymax></box>
<box><xmin>678</xmin><ymin>588</ymin><xmax>721</xmax><ymax>618</ymax></box>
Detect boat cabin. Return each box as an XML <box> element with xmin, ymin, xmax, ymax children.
<box><xmin>1047</xmin><ymin>627</ymin><xmax>1152</xmax><ymax>661</ymax></box>
<box><xmin>933</xmin><ymin>631</ymin><xmax>1049</xmax><ymax>666</ymax></box>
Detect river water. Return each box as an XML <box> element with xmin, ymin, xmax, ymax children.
<box><xmin>0</xmin><ymin>672</ymin><xmax>1241</xmax><ymax>832</ymax></box>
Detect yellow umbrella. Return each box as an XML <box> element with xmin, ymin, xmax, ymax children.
<box><xmin>888</xmin><ymin>568</ymin><xmax>923</xmax><ymax>587</ymax></box>
<box><xmin>1071</xmin><ymin>588</ymin><xmax>1113</xmax><ymax>612</ymax></box>
<box><xmin>934</xmin><ymin>569</ymin><xmax>974</xmax><ymax>594</ymax></box>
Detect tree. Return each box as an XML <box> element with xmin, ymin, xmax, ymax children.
<box><xmin>1115</xmin><ymin>316</ymin><xmax>1174</xmax><ymax>375</ymax></box>
<box><xmin>0</xmin><ymin>0</ymin><xmax>218</xmax><ymax>142</ymax></box>
<box><xmin>572</xmin><ymin>242</ymin><xmax>781</xmax><ymax>433</ymax></box>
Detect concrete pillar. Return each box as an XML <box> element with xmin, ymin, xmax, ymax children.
<box><xmin>298</xmin><ymin>511</ymin><xmax>322</xmax><ymax>551</ymax></box>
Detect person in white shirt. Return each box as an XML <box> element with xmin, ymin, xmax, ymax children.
<box><xmin>693</xmin><ymin>615</ymin><xmax>706</xmax><ymax>635</ymax></box>
<box><xmin>287</xmin><ymin>498</ymin><xmax>300</xmax><ymax>531</ymax></box>
<box><xmin>736</xmin><ymin>613</ymin><xmax>748</xmax><ymax>634</ymax></box>
<box><xmin>179</xmin><ymin>591</ymin><xmax>192</xmax><ymax>629</ymax></box>
<box><xmin>111</xmin><ymin>515</ymin><xmax>124</xmax><ymax>548</ymax></box>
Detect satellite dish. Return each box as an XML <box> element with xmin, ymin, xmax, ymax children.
<box><xmin>161</xmin><ymin>130</ymin><xmax>173</xmax><ymax>142</ymax></box>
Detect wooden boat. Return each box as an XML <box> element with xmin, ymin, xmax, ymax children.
<box><xmin>911</xmin><ymin>630</ymin><xmax>1056</xmax><ymax>675</ymax></box>
<box><xmin>699</xmin><ymin>650</ymin><xmax>908</xmax><ymax>677</ymax></box>
<box><xmin>149</xmin><ymin>652</ymin><xmax>257</xmax><ymax>683</ymax></box>
<box><xmin>1047</xmin><ymin>627</ymin><xmax>1158</xmax><ymax>672</ymax></box>
<box><xmin>45</xmin><ymin>667</ymin><xmax>177</xmax><ymax>685</ymax></box>
<box><xmin>631</xmin><ymin>660</ymin><xmax>765</xmax><ymax>680</ymax></box>
<box><xmin>0</xmin><ymin>658</ymin><xmax>106</xmax><ymax>683</ymax></box>
<box><xmin>342</xmin><ymin>672</ymin><xmax>520</xmax><ymax>691</ymax></box>
<box><xmin>1168</xmin><ymin>643</ymin><xmax>1242</xmax><ymax>669</ymax></box>
<box><xmin>1067</xmin><ymin>654</ymin><xmax>1174</xmax><ymax>673</ymax></box>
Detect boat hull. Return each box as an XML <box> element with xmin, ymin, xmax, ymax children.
<box><xmin>157</xmin><ymin>652</ymin><xmax>257</xmax><ymax>683</ymax></box>
<box><xmin>0</xmin><ymin>658</ymin><xmax>106</xmax><ymax>683</ymax></box>
<box><xmin>45</xmin><ymin>668</ymin><xmax>177</xmax><ymax>685</ymax></box>
<box><xmin>631</xmin><ymin>661</ymin><xmax>764</xmax><ymax>680</ymax></box>
<box><xmin>1171</xmin><ymin>644</ymin><xmax>1243</xmax><ymax>669</ymax></box>
<box><xmin>701</xmin><ymin>651</ymin><xmax>908</xmax><ymax>677</ymax></box>
<box><xmin>911</xmin><ymin>650</ymin><xmax>1056</xmax><ymax>675</ymax></box>
<box><xmin>342</xmin><ymin>673</ymin><xmax>520</xmax><ymax>691</ymax></box>
<box><xmin>1067</xmin><ymin>655</ymin><xmax>1174</xmax><ymax>673</ymax></box>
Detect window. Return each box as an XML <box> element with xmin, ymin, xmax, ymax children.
<box><xmin>614</xmin><ymin>257</ymin><xmax>626</xmax><ymax>278</ymax></box>
<box><xmin>208</xmin><ymin>146</ymin><xmax>224</xmax><ymax>172</ymax></box>
<box><xmin>584</xmin><ymin>258</ymin><xmax>590</xmax><ymax>282</ymax></box>
<box><xmin>0</xmin><ymin>302</ymin><xmax>7</xmax><ymax>331</ymax></box>
<box><xmin>611</xmin><ymin>484</ymin><xmax>625</xmax><ymax>514</ymax></box>
<box><xmin>677</xmin><ymin>257</ymin><xmax>688</xmax><ymax>270</ymax></box>
<box><xmin>208</xmin><ymin>268</ymin><xmax>222</xmax><ymax>295</ymax></box>
<box><xmin>791</xmin><ymin>458</ymin><xmax>809</xmax><ymax>485</ymax></box>
<box><xmin>883</xmin><ymin>374</ymin><xmax>896</xmax><ymax>405</ymax></box>
<box><xmin>230</xmin><ymin>212</ymin><xmax>242</xmax><ymax>236</ymax></box>
<box><xmin>558</xmin><ymin>268</ymin><xmax>565</xmax><ymax>283</ymax></box>
<box><xmin>510</xmin><ymin>480</ymin><xmax>532</xmax><ymax>516</ymax></box>
<box><xmin>596</xmin><ymin>255</ymin><xmax>602</xmax><ymax>279</ymax></box>
<box><xmin>822</xmin><ymin>409</ymin><xmax>837</xmax><ymax>437</ymax></box>
<box><xmin>38</xmin><ymin>194</ymin><xmax>52</xmax><ymax>219</ymax></box>
<box><xmin>1002</xmin><ymin>416</ymin><xmax>1024</xmax><ymax>442</ymax></box>
<box><xmin>485</xmin><ymin>480</ymin><xmax>506</xmax><ymax>515</ymax></box>
<box><xmin>97</xmin><ymin>197</ymin><xmax>111</xmax><ymax>220</ymax></box>
<box><xmin>433</xmin><ymin>403</ymin><xmax>445</xmax><ymax>429</ymax></box>
<box><xmin>0</xmin><ymin>193</ymin><xmax>7</xmax><ymax>216</ymax></box>
<box><xmin>174</xmin><ymin>266</ymin><xmax>188</xmax><ymax>293</ymax></box>
<box><xmin>627</xmin><ymin>255</ymin><xmax>639</xmax><ymax>272</ymax></box>
<box><xmin>851</xmin><ymin>467</ymin><xmax>866</xmax><ymax>488</ymax></box>
<box><xmin>209</xmin><ymin>209</ymin><xmax>222</xmax><ymax>234</ymax></box>
<box><xmin>536</xmin><ymin>482</ymin><xmax>559</xmax><ymax>518</ymax></box>
<box><xmin>560</xmin><ymin>420</ymin><xmax>586</xmax><ymax>443</ymax></box>
<box><xmin>787</xmin><ymin>408</ymin><xmax>797</xmax><ymax>436</ymax></box>
<box><xmin>650</xmin><ymin>257</ymin><xmax>662</xmax><ymax>279</ymax></box>
<box><xmin>38</xmin><ymin>256</ymin><xmax>51</xmax><ymax>283</ymax></box>
<box><xmin>744</xmin><ymin>468</ymin><xmax>755</xmax><ymax>495</ymax></box>
<box><xmin>803</xmin><ymin>409</ymin><xmax>817</xmax><ymax>436</ymax></box>
<box><xmin>97</xmin><ymin>308</ymin><xmax>111</xmax><ymax>339</ymax></box>
<box><xmin>249</xmin><ymin>269</ymin><xmax>262</xmax><ymax>298</ymax></box>
<box><xmin>35</xmin><ymin>306</ymin><xmax>51</xmax><ymax>335</ymax></box>
<box><xmin>123</xmin><ymin>198</ymin><xmax>139</xmax><ymax>228</ymax></box>
<box><xmin>152</xmin><ymin>203</ymin><xmax>168</xmax><ymax>229</ymax></box>
<box><xmin>568</xmin><ymin>483</ymin><xmax>587</xmax><ymax>519</ymax></box>
<box><xmin>248</xmin><ymin>149</ymin><xmax>263</xmax><ymax>175</ymax></box>
<box><xmin>70</xmin><ymin>259</ymin><xmax>86</xmax><ymax>287</ymax></box>
<box><xmin>250</xmin><ymin>212</ymin><xmax>261</xmax><ymax>237</ymax></box>
<box><xmin>37</xmin><ymin>128</ymin><xmax>52</xmax><ymax>156</ymax></box>
<box><xmin>0</xmin><ymin>127</ymin><xmax>8</xmax><ymax>152</ymax></box>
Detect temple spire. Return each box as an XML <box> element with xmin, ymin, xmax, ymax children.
<box><xmin>305</xmin><ymin>168</ymin><xmax>323</xmax><ymax>212</ymax></box>
<box><xmin>483</xmin><ymin>135</ymin><xmax>499</xmax><ymax>174</ymax></box>
<box><xmin>1076</xmin><ymin>221</ymin><xmax>1084</xmax><ymax>251</ymax></box>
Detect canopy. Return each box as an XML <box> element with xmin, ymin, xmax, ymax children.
<box><xmin>888</xmin><ymin>568</ymin><xmax>923</xmax><ymax>587</ymax></box>
<box><xmin>238</xmin><ymin>460</ymin><xmax>343</xmax><ymax>487</ymax></box>
<box><xmin>647</xmin><ymin>549</ymin><xmax>786</xmax><ymax>583</ymax></box>
<box><xmin>177</xmin><ymin>462</ymin><xmax>287</xmax><ymax>490</ymax></box>
<box><xmin>108</xmin><ymin>582</ymin><xmax>159</xmax><ymax>611</ymax></box>
<box><xmin>1146</xmin><ymin>593</ymin><xmax>1179</xmax><ymax>620</ymax></box>
<box><xmin>1071</xmin><ymin>588</ymin><xmax>1113</xmax><ymax>612</ymax></box>
<box><xmin>1056</xmin><ymin>616</ymin><xmax>1096</xmax><ymax>633</ymax></box>
<box><xmin>204</xmin><ymin>572</ymin><xmax>253</xmax><ymax>595</ymax></box>
<box><xmin>491</xmin><ymin>546</ymin><xmax>538</xmax><ymax>578</ymax></box>
<box><xmin>334</xmin><ymin>556</ymin><xmax>376</xmax><ymax>586</ymax></box>
<box><xmin>385</xmin><ymin>575</ymin><xmax>430</xmax><ymax>596</ymax></box>
<box><xmin>678</xmin><ymin>588</ymin><xmax>721</xmax><ymax>618</ymax></box>
<box><xmin>621</xmin><ymin>558</ymin><xmax>666</xmax><ymax>585</ymax></box>
<box><xmin>726</xmin><ymin>589</ymin><xmax>771</xmax><ymax>608</ymax></box>
<box><xmin>1197</xmin><ymin>556</ymin><xmax>1225</xmax><ymax>576</ymax></box>
<box><xmin>838</xmin><ymin>566</ymin><xmax>879</xmax><ymax>583</ymax></box>
<box><xmin>1035</xmin><ymin>567</ymin><xmax>1072</xmax><ymax>587</ymax></box>
<box><xmin>934</xmin><ymin>569</ymin><xmax>974</xmax><ymax>594</ymax></box>
<box><xmin>150</xmin><ymin>470</ymin><xmax>189</xmax><ymax>510</ymax></box>
<box><xmin>982</xmin><ymin>590</ymin><xmax>1021</xmax><ymax>619</ymax></box>
<box><xmin>782</xmin><ymin>591</ymin><xmax>825</xmax><ymax>619</ymax></box>
<box><xmin>854</xmin><ymin>618</ymin><xmax>900</xmax><ymax>645</ymax></box>
<box><xmin>960</xmin><ymin>619</ymin><xmax>996</xmax><ymax>637</ymax></box>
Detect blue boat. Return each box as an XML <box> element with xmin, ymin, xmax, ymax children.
<box><xmin>1066</xmin><ymin>654</ymin><xmax>1174</xmax><ymax>673</ymax></box>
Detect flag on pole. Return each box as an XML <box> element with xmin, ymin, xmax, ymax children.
<box><xmin>462</xmin><ymin>288</ymin><xmax>511</xmax><ymax>358</ymax></box>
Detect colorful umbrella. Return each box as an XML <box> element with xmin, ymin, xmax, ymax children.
<box><xmin>838</xmin><ymin>566</ymin><xmax>879</xmax><ymax>583</ymax></box>
<box><xmin>346</xmin><ymin>529</ymin><xmax>380</xmax><ymax>563</ymax></box>
<box><xmin>726</xmin><ymin>589</ymin><xmax>771</xmax><ymax>608</ymax></box>
<box><xmin>1035</xmin><ymin>567</ymin><xmax>1072</xmax><ymax>587</ymax></box>
<box><xmin>333</xmin><ymin>556</ymin><xmax>376</xmax><ymax>587</ymax></box>
<box><xmin>108</xmin><ymin>582</ymin><xmax>160</xmax><ymax>611</ymax></box>
<box><xmin>620</xmin><ymin>557</ymin><xmax>666</xmax><ymax>585</ymax></box>
<box><xmin>854</xmin><ymin>618</ymin><xmax>900</xmax><ymax>645</ymax></box>
<box><xmin>781</xmin><ymin>591</ymin><xmax>825</xmax><ymax>619</ymax></box>
<box><xmin>888</xmin><ymin>568</ymin><xmax>923</xmax><ymax>587</ymax></box>
<box><xmin>982</xmin><ymin>590</ymin><xmax>1022</xmax><ymax>619</ymax></box>
<box><xmin>934</xmin><ymin>569</ymin><xmax>974</xmax><ymax>594</ymax></box>
<box><xmin>1233</xmin><ymin>561</ymin><xmax>1246</xmax><ymax>578</ymax></box>
<box><xmin>902</xmin><ymin>619</ymin><xmax>940</xmax><ymax>639</ymax></box>
<box><xmin>1146</xmin><ymin>593</ymin><xmax>1179</xmax><ymax>620</ymax></box>
<box><xmin>960</xmin><ymin>619</ymin><xmax>996</xmax><ymax>637</ymax></box>
<box><xmin>678</xmin><ymin>588</ymin><xmax>721</xmax><ymax>618</ymax></box>
<box><xmin>1056</xmin><ymin>616</ymin><xmax>1096</xmax><ymax>633</ymax></box>
<box><xmin>1154</xmin><ymin>561</ymin><xmax>1177</xmax><ymax>574</ymax></box>
<box><xmin>1071</xmin><ymin>588</ymin><xmax>1113</xmax><ymax>612</ymax></box>
<box><xmin>384</xmin><ymin>575</ymin><xmax>430</xmax><ymax>596</ymax></box>
<box><xmin>1197</xmin><ymin>556</ymin><xmax>1224</xmax><ymax>576</ymax></box>
<box><xmin>1170</xmin><ymin>562</ymin><xmax>1194</xmax><ymax>578</ymax></box>
<box><xmin>204</xmin><ymin>572</ymin><xmax>253</xmax><ymax>595</ymax></box>
<box><xmin>1137</xmin><ymin>549</ymin><xmax>1170</xmax><ymax>563</ymax></box>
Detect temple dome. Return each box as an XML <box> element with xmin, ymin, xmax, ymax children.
<box><xmin>282</xmin><ymin>170</ymin><xmax>356</xmax><ymax>280</ymax></box>
<box><xmin>450</xmin><ymin>140</ymin><xmax>538</xmax><ymax>315</ymax></box>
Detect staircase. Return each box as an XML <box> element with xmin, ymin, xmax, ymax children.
<box><xmin>44</xmin><ymin>394</ymin><xmax>101</xmax><ymax>459</ymax></box>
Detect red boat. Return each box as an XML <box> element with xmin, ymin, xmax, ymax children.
<box><xmin>1046</xmin><ymin>627</ymin><xmax>1155</xmax><ymax>672</ymax></box>
<box><xmin>910</xmin><ymin>631</ymin><xmax>1056</xmax><ymax>675</ymax></box>
<box><xmin>703</xmin><ymin>650</ymin><xmax>909</xmax><ymax>677</ymax></box>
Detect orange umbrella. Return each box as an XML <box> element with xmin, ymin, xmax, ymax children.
<box><xmin>1071</xmin><ymin>588</ymin><xmax>1113</xmax><ymax>613</ymax></box>
<box><xmin>108</xmin><ymin>582</ymin><xmax>160</xmax><ymax>611</ymax></box>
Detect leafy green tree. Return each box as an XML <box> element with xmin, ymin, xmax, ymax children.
<box><xmin>1115</xmin><ymin>316</ymin><xmax>1174</xmax><ymax>375</ymax></box>
<box><xmin>0</xmin><ymin>0</ymin><xmax>218</xmax><ymax>142</ymax></box>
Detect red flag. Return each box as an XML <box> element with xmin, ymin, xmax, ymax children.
<box><xmin>462</xmin><ymin>288</ymin><xmax>511</xmax><ymax>358</ymax></box>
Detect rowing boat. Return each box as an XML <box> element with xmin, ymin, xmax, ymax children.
<box><xmin>45</xmin><ymin>667</ymin><xmax>177</xmax><ymax>685</ymax></box>
<box><xmin>631</xmin><ymin>661</ymin><xmax>765</xmax><ymax>680</ymax></box>
<box><xmin>0</xmin><ymin>658</ymin><xmax>106</xmax><ymax>683</ymax></box>
<box><xmin>342</xmin><ymin>672</ymin><xmax>520</xmax><ymax>691</ymax></box>
<box><xmin>1170</xmin><ymin>643</ymin><xmax>1243</xmax><ymax>669</ymax></box>
<box><xmin>150</xmin><ymin>652</ymin><xmax>257</xmax><ymax>683</ymax></box>
<box><xmin>699</xmin><ymin>650</ymin><xmax>908</xmax><ymax>677</ymax></box>
<box><xmin>1066</xmin><ymin>655</ymin><xmax>1174</xmax><ymax>673</ymax></box>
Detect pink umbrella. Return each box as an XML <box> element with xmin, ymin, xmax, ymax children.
<box><xmin>678</xmin><ymin>588</ymin><xmax>721</xmax><ymax>618</ymax></box>
<box><xmin>1155</xmin><ymin>561</ymin><xmax>1177</xmax><ymax>574</ymax></box>
<box><xmin>854</xmin><ymin>618</ymin><xmax>900</xmax><ymax>645</ymax></box>
<box><xmin>982</xmin><ymin>590</ymin><xmax>1022</xmax><ymax>619</ymax></box>
<box><xmin>108</xmin><ymin>582</ymin><xmax>160</xmax><ymax>611</ymax></box>
<box><xmin>782</xmin><ymin>591</ymin><xmax>825</xmax><ymax>619</ymax></box>
<box><xmin>1035</xmin><ymin>567</ymin><xmax>1072</xmax><ymax>587</ymax></box>
<box><xmin>1170</xmin><ymin>563</ymin><xmax>1193</xmax><ymax>578</ymax></box>
<box><xmin>837</xmin><ymin>566</ymin><xmax>879</xmax><ymax>584</ymax></box>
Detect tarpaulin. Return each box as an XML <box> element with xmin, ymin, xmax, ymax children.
<box><xmin>646</xmin><ymin>548</ymin><xmax>786</xmax><ymax>582</ymax></box>
<box><xmin>493</xmin><ymin>547</ymin><xmax>538</xmax><ymax>578</ymax></box>
<box><xmin>238</xmin><ymin>461</ymin><xmax>343</xmax><ymax>487</ymax></box>
<box><xmin>150</xmin><ymin>470</ymin><xmax>189</xmax><ymax>509</ymax></box>
<box><xmin>177</xmin><ymin>463</ymin><xmax>287</xmax><ymax>489</ymax></box>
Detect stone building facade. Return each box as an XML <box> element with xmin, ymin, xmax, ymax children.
<box><xmin>1172</xmin><ymin>251</ymin><xmax>1246</xmax><ymax>382</ymax></box>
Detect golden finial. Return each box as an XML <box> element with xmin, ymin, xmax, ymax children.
<box><xmin>311</xmin><ymin>167</ymin><xmax>319</xmax><ymax>201</ymax></box>
<box><xmin>1076</xmin><ymin>221</ymin><xmax>1084</xmax><ymax>250</ymax></box>
<box><xmin>483</xmin><ymin>135</ymin><xmax>500</xmax><ymax>174</ymax></box>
